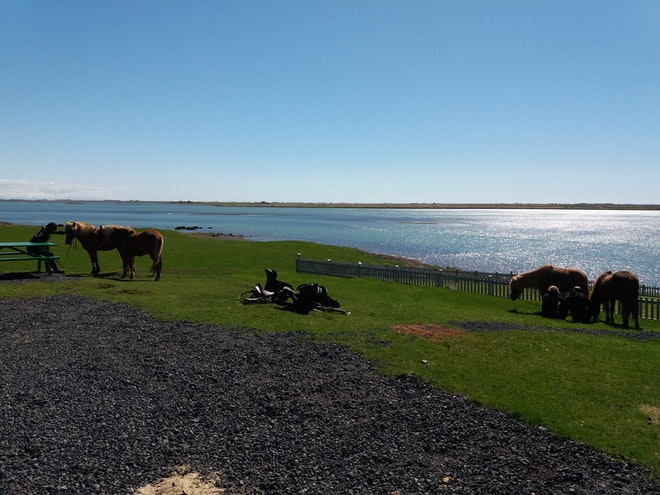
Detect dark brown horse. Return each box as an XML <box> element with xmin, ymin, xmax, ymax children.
<box><xmin>108</xmin><ymin>226</ymin><xmax>164</xmax><ymax>281</ymax></box>
<box><xmin>64</xmin><ymin>221</ymin><xmax>134</xmax><ymax>275</ymax></box>
<box><xmin>590</xmin><ymin>271</ymin><xmax>614</xmax><ymax>322</ymax></box>
<box><xmin>509</xmin><ymin>264</ymin><xmax>589</xmax><ymax>300</ymax></box>
<box><xmin>589</xmin><ymin>270</ymin><xmax>639</xmax><ymax>328</ymax></box>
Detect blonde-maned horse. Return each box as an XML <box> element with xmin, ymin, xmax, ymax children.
<box><xmin>590</xmin><ymin>270</ymin><xmax>639</xmax><ymax>328</ymax></box>
<box><xmin>509</xmin><ymin>264</ymin><xmax>589</xmax><ymax>300</ymax></box>
<box><xmin>64</xmin><ymin>221</ymin><xmax>134</xmax><ymax>275</ymax></box>
<box><xmin>108</xmin><ymin>226</ymin><xmax>164</xmax><ymax>281</ymax></box>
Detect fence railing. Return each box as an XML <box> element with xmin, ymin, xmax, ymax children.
<box><xmin>295</xmin><ymin>256</ymin><xmax>660</xmax><ymax>321</ymax></box>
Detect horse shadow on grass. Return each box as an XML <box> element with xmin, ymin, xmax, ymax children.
<box><xmin>88</xmin><ymin>272</ymin><xmax>153</xmax><ymax>282</ymax></box>
<box><xmin>0</xmin><ymin>272</ymin><xmax>80</xmax><ymax>282</ymax></box>
<box><xmin>454</xmin><ymin>320</ymin><xmax>656</xmax><ymax>340</ymax></box>
<box><xmin>509</xmin><ymin>308</ymin><xmax>541</xmax><ymax>315</ymax></box>
<box><xmin>509</xmin><ymin>307</ymin><xmax>644</xmax><ymax>330</ymax></box>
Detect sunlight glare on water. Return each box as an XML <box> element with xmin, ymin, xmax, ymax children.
<box><xmin>2</xmin><ymin>202</ymin><xmax>658</xmax><ymax>285</ymax></box>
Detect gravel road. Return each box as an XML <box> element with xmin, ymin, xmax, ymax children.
<box><xmin>1</xmin><ymin>295</ymin><xmax>657</xmax><ymax>494</ymax></box>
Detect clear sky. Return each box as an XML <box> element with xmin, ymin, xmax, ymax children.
<box><xmin>1</xmin><ymin>1</ymin><xmax>658</xmax><ymax>204</ymax></box>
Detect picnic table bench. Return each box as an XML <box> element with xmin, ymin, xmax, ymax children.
<box><xmin>0</xmin><ymin>242</ymin><xmax>61</xmax><ymax>275</ymax></box>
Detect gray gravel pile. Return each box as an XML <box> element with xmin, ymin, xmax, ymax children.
<box><xmin>1</xmin><ymin>295</ymin><xmax>657</xmax><ymax>494</ymax></box>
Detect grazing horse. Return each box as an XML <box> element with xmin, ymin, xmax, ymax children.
<box><xmin>108</xmin><ymin>226</ymin><xmax>164</xmax><ymax>281</ymax></box>
<box><xmin>590</xmin><ymin>270</ymin><xmax>639</xmax><ymax>328</ymax></box>
<box><xmin>509</xmin><ymin>264</ymin><xmax>589</xmax><ymax>301</ymax></box>
<box><xmin>64</xmin><ymin>221</ymin><xmax>133</xmax><ymax>275</ymax></box>
<box><xmin>589</xmin><ymin>271</ymin><xmax>614</xmax><ymax>323</ymax></box>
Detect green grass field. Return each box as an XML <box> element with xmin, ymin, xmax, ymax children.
<box><xmin>2</xmin><ymin>224</ymin><xmax>658</xmax><ymax>478</ymax></box>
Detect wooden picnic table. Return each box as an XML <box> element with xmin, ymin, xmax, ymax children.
<box><xmin>0</xmin><ymin>241</ymin><xmax>61</xmax><ymax>275</ymax></box>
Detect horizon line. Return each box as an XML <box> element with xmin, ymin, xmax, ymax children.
<box><xmin>1</xmin><ymin>199</ymin><xmax>659</xmax><ymax>210</ymax></box>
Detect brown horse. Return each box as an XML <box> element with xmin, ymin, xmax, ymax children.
<box><xmin>509</xmin><ymin>264</ymin><xmax>589</xmax><ymax>300</ymax></box>
<box><xmin>590</xmin><ymin>270</ymin><xmax>639</xmax><ymax>328</ymax></box>
<box><xmin>108</xmin><ymin>226</ymin><xmax>164</xmax><ymax>281</ymax></box>
<box><xmin>64</xmin><ymin>221</ymin><xmax>134</xmax><ymax>275</ymax></box>
<box><xmin>589</xmin><ymin>271</ymin><xmax>613</xmax><ymax>323</ymax></box>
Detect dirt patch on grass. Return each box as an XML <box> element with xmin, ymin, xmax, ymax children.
<box><xmin>639</xmin><ymin>404</ymin><xmax>660</xmax><ymax>425</ymax></box>
<box><xmin>391</xmin><ymin>324</ymin><xmax>467</xmax><ymax>342</ymax></box>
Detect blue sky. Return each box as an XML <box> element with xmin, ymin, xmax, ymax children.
<box><xmin>1</xmin><ymin>1</ymin><xmax>658</xmax><ymax>203</ymax></box>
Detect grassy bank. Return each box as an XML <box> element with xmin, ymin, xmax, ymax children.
<box><xmin>2</xmin><ymin>224</ymin><xmax>658</xmax><ymax>477</ymax></box>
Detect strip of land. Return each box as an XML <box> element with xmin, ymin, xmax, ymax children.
<box><xmin>2</xmin><ymin>199</ymin><xmax>659</xmax><ymax>210</ymax></box>
<box><xmin>201</xmin><ymin>201</ymin><xmax>660</xmax><ymax>210</ymax></box>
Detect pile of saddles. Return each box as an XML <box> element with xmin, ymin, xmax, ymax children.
<box><xmin>241</xmin><ymin>269</ymin><xmax>350</xmax><ymax>315</ymax></box>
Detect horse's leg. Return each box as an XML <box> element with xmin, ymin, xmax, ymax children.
<box><xmin>148</xmin><ymin>254</ymin><xmax>158</xmax><ymax>281</ymax></box>
<box><xmin>621</xmin><ymin>301</ymin><xmax>630</xmax><ymax>328</ymax></box>
<box><xmin>153</xmin><ymin>255</ymin><xmax>162</xmax><ymax>281</ymax></box>
<box><xmin>603</xmin><ymin>300</ymin><xmax>611</xmax><ymax>324</ymax></box>
<box><xmin>120</xmin><ymin>254</ymin><xmax>129</xmax><ymax>278</ymax></box>
<box><xmin>591</xmin><ymin>300</ymin><xmax>600</xmax><ymax>322</ymax></box>
<box><xmin>89</xmin><ymin>251</ymin><xmax>100</xmax><ymax>275</ymax></box>
<box><xmin>130</xmin><ymin>256</ymin><xmax>136</xmax><ymax>279</ymax></box>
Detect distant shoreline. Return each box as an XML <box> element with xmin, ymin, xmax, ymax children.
<box><xmin>2</xmin><ymin>199</ymin><xmax>659</xmax><ymax>211</ymax></box>
<box><xmin>202</xmin><ymin>202</ymin><xmax>660</xmax><ymax>211</ymax></box>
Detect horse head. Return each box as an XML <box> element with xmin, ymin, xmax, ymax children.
<box><xmin>64</xmin><ymin>221</ymin><xmax>79</xmax><ymax>245</ymax></box>
<box><xmin>590</xmin><ymin>271</ymin><xmax>613</xmax><ymax>298</ymax></box>
<box><xmin>509</xmin><ymin>276</ymin><xmax>522</xmax><ymax>300</ymax></box>
<box><xmin>64</xmin><ymin>221</ymin><xmax>101</xmax><ymax>245</ymax></box>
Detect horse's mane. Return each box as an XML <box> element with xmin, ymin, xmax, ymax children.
<box><xmin>589</xmin><ymin>271</ymin><xmax>612</xmax><ymax>300</ymax></box>
<box><xmin>65</xmin><ymin>221</ymin><xmax>98</xmax><ymax>238</ymax></box>
<box><xmin>100</xmin><ymin>225</ymin><xmax>135</xmax><ymax>242</ymax></box>
<box><xmin>109</xmin><ymin>225</ymin><xmax>135</xmax><ymax>234</ymax></box>
<box><xmin>510</xmin><ymin>265</ymin><xmax>554</xmax><ymax>292</ymax></box>
<box><xmin>512</xmin><ymin>264</ymin><xmax>553</xmax><ymax>285</ymax></box>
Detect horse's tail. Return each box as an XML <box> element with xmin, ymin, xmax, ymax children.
<box><xmin>150</xmin><ymin>232</ymin><xmax>164</xmax><ymax>280</ymax></box>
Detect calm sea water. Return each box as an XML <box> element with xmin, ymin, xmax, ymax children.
<box><xmin>2</xmin><ymin>201</ymin><xmax>659</xmax><ymax>286</ymax></box>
